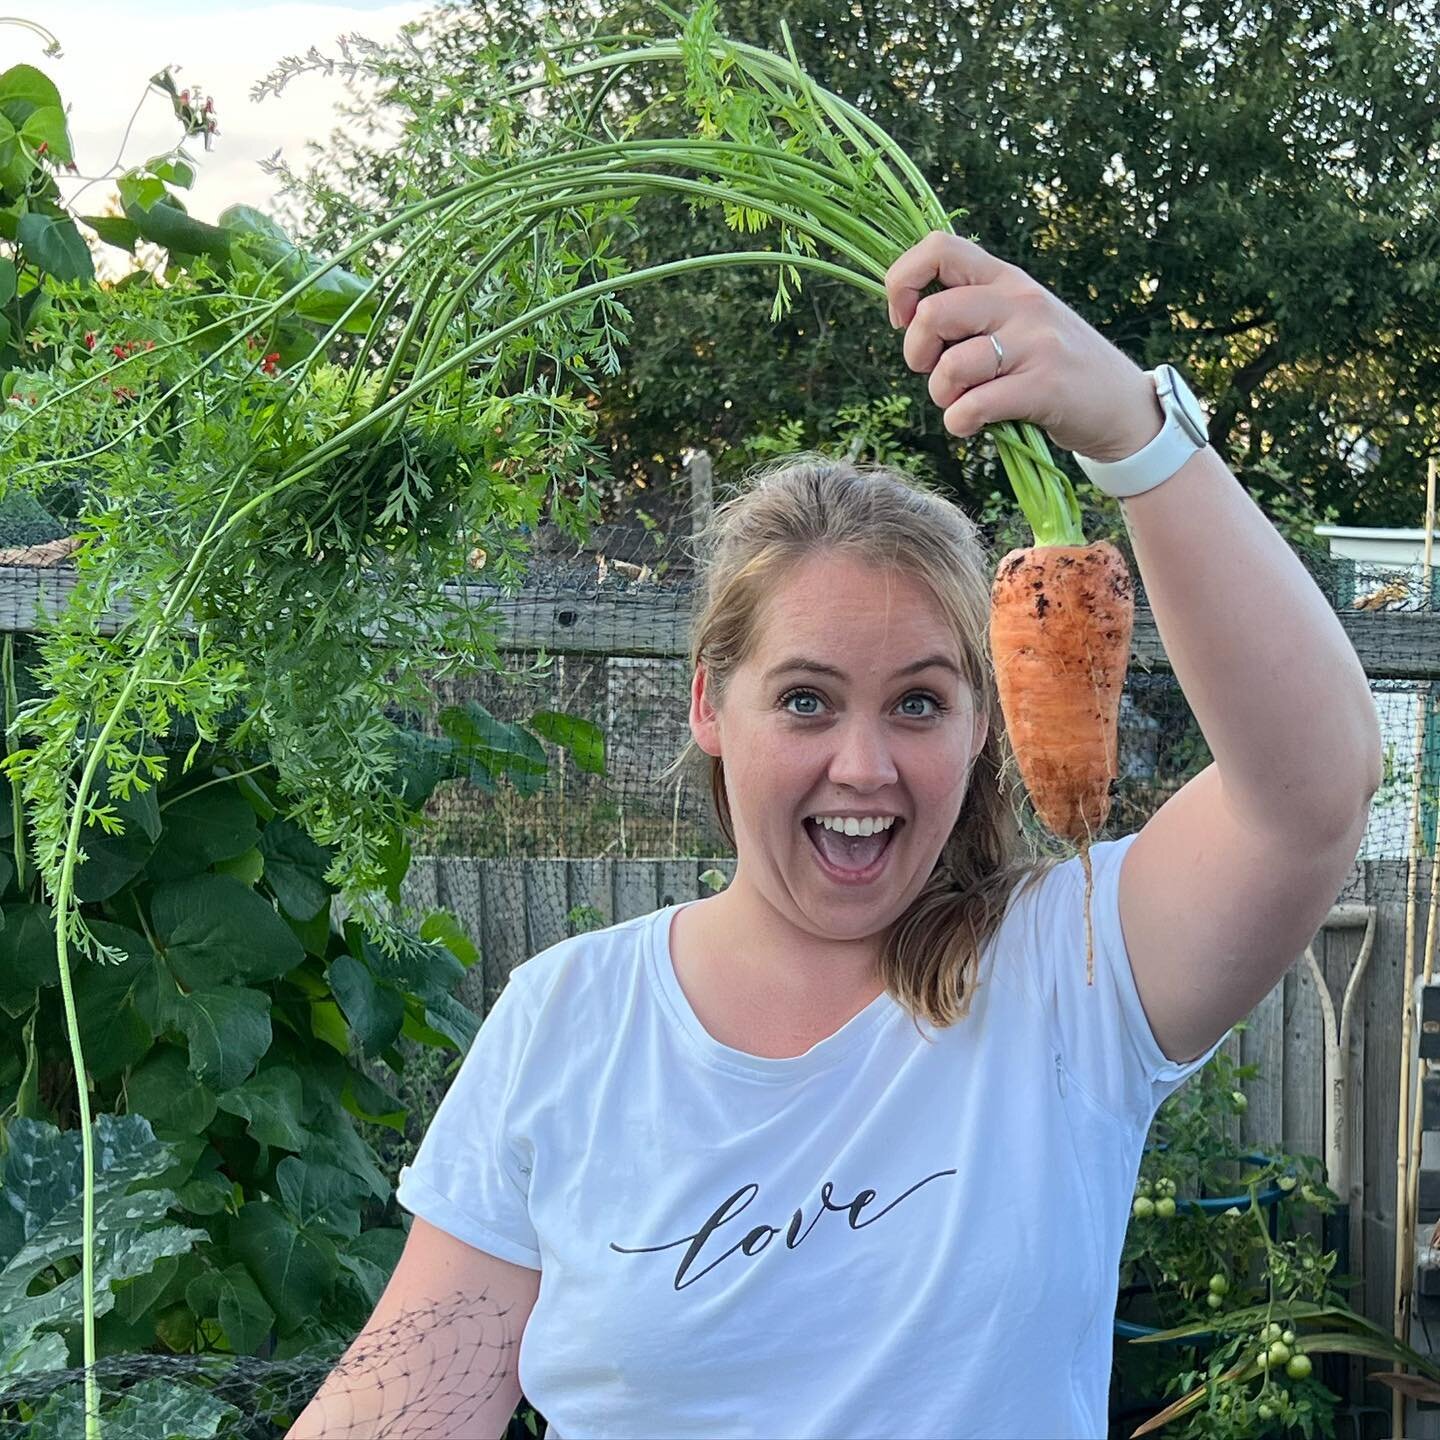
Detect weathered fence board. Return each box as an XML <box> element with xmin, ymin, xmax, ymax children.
<box><xmin>5</xmin><ymin>565</ymin><xmax>1436</xmax><ymax>676</ymax></box>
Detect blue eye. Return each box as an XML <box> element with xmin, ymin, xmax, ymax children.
<box><xmin>777</xmin><ymin>689</ymin><xmax>950</xmax><ymax>719</ymax></box>
<box><xmin>899</xmin><ymin>693</ymin><xmax>947</xmax><ymax>718</ymax></box>
<box><xmin>779</xmin><ymin>688</ymin><xmax>824</xmax><ymax>716</ymax></box>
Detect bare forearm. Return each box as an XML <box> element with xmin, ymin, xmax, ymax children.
<box><xmin>1121</xmin><ymin>444</ymin><xmax>1382</xmax><ymax>835</ymax></box>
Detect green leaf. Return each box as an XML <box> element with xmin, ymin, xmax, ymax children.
<box><xmin>357</xmin><ymin>928</ymin><xmax>465</xmax><ymax>1005</ymax></box>
<box><xmin>214</xmin><ymin>845</ymin><xmax>264</xmax><ymax>886</ymax></box>
<box><xmin>219</xmin><ymin>204</ymin><xmax>377</xmax><ymax>332</ymax></box>
<box><xmin>423</xmin><ymin>991</ymin><xmax>479</xmax><ymax>1051</ymax></box>
<box><xmin>0</xmin><ymin>116</ymin><xmax>26</xmax><ymax>194</ymax></box>
<box><xmin>19</xmin><ymin>106</ymin><xmax>71</xmax><ymax>165</ymax></box>
<box><xmin>341</xmin><ymin>1067</ymin><xmax>406</xmax><ymax>1133</ymax></box>
<box><xmin>74</xmin><ymin>774</ymin><xmax>162</xmax><ymax>902</ymax></box>
<box><xmin>15</xmin><ymin>211</ymin><xmax>93</xmax><ymax>283</ymax></box>
<box><xmin>112</xmin><ymin>1253</ymin><xmax>180</xmax><ymax>1327</ymax></box>
<box><xmin>301</xmin><ymin>1124</ymin><xmax>389</xmax><ymax>1202</ymax></box>
<box><xmin>170</xmin><ymin>986</ymin><xmax>272</xmax><ymax>1090</ymax></box>
<box><xmin>529</xmin><ymin>709</ymin><xmax>606</xmax><ymax>774</ymax></box>
<box><xmin>327</xmin><ymin>953</ymin><xmax>405</xmax><ymax>1055</ymax></box>
<box><xmin>310</xmin><ymin>996</ymin><xmax>350</xmax><ymax>1054</ymax></box>
<box><xmin>149</xmin><ymin>782</ymin><xmax>259</xmax><ymax>876</ymax></box>
<box><xmin>123</xmin><ymin>197</ymin><xmax>232</xmax><ymax>261</ymax></box>
<box><xmin>152</xmin><ymin>155</ymin><xmax>196</xmax><ymax>189</ymax></box>
<box><xmin>440</xmin><ymin>700</ymin><xmax>549</xmax><ymax>778</ymax></box>
<box><xmin>0</xmin><ymin>904</ymin><xmax>56</xmax><ymax>1017</ymax></box>
<box><xmin>0</xmin><ymin>1115</ymin><xmax>203</xmax><ymax>1342</ymax></box>
<box><xmin>229</xmin><ymin>1201</ymin><xmax>335</xmax><ymax>1334</ymax></box>
<box><xmin>217</xmin><ymin>1068</ymin><xmax>305</xmax><ymax>1151</ymax></box>
<box><xmin>259</xmin><ymin>817</ymin><xmax>333</xmax><ymax>921</ymax></box>
<box><xmin>0</xmin><ymin>64</ymin><xmax>63</xmax><ymax>121</ymax></box>
<box><xmin>32</xmin><ymin>1377</ymin><xmax>239</xmax><ymax>1440</ymax></box>
<box><xmin>336</xmin><ymin>1227</ymin><xmax>405</xmax><ymax>1311</ymax></box>
<box><xmin>126</xmin><ymin>1045</ymin><xmax>217</xmax><ymax>1138</ymax></box>
<box><xmin>0</xmin><ymin>257</ymin><xmax>14</xmax><ymax>306</ymax></box>
<box><xmin>186</xmin><ymin>1262</ymin><xmax>275</xmax><ymax>1355</ymax></box>
<box><xmin>72</xmin><ymin>922</ymin><xmax>155</xmax><ymax>1080</ymax></box>
<box><xmin>419</xmin><ymin>910</ymin><xmax>480</xmax><ymax>970</ymax></box>
<box><xmin>151</xmin><ymin>874</ymin><xmax>303</xmax><ymax>986</ymax></box>
<box><xmin>276</xmin><ymin>1155</ymin><xmax>367</xmax><ymax>1238</ymax></box>
<box><xmin>79</xmin><ymin>214</ymin><xmax>140</xmax><ymax>253</ymax></box>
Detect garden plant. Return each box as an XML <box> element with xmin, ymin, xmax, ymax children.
<box><xmin>1</xmin><ymin>5</ymin><xmax>1432</xmax><ymax>1437</ymax></box>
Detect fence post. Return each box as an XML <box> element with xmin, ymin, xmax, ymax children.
<box><xmin>688</xmin><ymin>449</ymin><xmax>713</xmax><ymax>541</ymax></box>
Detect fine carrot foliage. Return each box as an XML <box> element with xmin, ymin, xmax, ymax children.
<box><xmin>4</xmin><ymin>6</ymin><xmax>1120</xmax><ymax>1427</ymax></box>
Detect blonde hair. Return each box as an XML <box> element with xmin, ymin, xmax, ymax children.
<box><xmin>669</xmin><ymin>452</ymin><xmax>1052</xmax><ymax>1030</ymax></box>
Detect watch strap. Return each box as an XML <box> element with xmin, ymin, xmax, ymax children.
<box><xmin>1072</xmin><ymin>368</ymin><xmax>1207</xmax><ymax>498</ymax></box>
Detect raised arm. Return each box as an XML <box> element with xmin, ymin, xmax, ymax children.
<box><xmin>287</xmin><ymin>1217</ymin><xmax>541</xmax><ymax>1439</ymax></box>
<box><xmin>887</xmin><ymin>232</ymin><xmax>1382</xmax><ymax>1064</ymax></box>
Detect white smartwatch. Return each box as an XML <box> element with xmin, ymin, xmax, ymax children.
<box><xmin>1072</xmin><ymin>364</ymin><xmax>1210</xmax><ymax>499</ymax></box>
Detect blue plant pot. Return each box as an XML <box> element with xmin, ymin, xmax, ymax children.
<box><xmin>1115</xmin><ymin>1150</ymin><xmax>1297</xmax><ymax>1344</ymax></box>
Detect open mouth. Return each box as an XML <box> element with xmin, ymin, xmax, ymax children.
<box><xmin>803</xmin><ymin>817</ymin><xmax>902</xmax><ymax>884</ymax></box>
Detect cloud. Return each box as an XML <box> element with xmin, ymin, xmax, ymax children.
<box><xmin>35</xmin><ymin>2</ymin><xmax>432</xmax><ymax>232</ymax></box>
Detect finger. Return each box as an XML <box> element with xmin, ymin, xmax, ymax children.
<box><xmin>901</xmin><ymin>287</ymin><xmax>1006</xmax><ymax>375</ymax></box>
<box><xmin>941</xmin><ymin>372</ymin><xmax>1031</xmax><ymax>439</ymax></box>
<box><xmin>885</xmin><ymin>233</ymin><xmax>1008</xmax><ymax>329</ymax></box>
<box><xmin>926</xmin><ymin>333</ymin><xmax>1011</xmax><ymax>411</ymax></box>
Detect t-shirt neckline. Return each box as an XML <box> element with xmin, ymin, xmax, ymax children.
<box><xmin>647</xmin><ymin>901</ymin><xmax>901</xmax><ymax>1082</ymax></box>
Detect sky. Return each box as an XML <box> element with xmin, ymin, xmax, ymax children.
<box><xmin>21</xmin><ymin>1</ymin><xmax>434</xmax><ymax>247</ymax></box>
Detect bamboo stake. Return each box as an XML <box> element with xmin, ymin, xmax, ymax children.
<box><xmin>1393</xmin><ymin>455</ymin><xmax>1438</xmax><ymax>1439</ymax></box>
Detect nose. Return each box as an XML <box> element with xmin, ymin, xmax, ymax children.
<box><xmin>827</xmin><ymin>719</ymin><xmax>899</xmax><ymax>793</ymax></box>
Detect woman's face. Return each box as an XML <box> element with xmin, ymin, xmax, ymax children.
<box><xmin>690</xmin><ymin>550</ymin><xmax>988</xmax><ymax>944</ymax></box>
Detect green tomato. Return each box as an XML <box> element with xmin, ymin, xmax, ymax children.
<box><xmin>1278</xmin><ymin>1175</ymin><xmax>1298</xmax><ymax>1192</ymax></box>
<box><xmin>1137</xmin><ymin>1179</ymin><xmax>1153</xmax><ymax>1198</ymax></box>
<box><xmin>1231</xmin><ymin>1089</ymin><xmax>1248</xmax><ymax>1111</ymax></box>
<box><xmin>1154</xmin><ymin>1196</ymin><xmax>1177</xmax><ymax>1219</ymax></box>
<box><xmin>1160</xmin><ymin>1178</ymin><xmax>1177</xmax><ymax>1198</ymax></box>
<box><xmin>1286</xmin><ymin>1352</ymin><xmax>1312</xmax><ymax>1380</ymax></box>
<box><xmin>1258</xmin><ymin>1402</ymin><xmax>1275</xmax><ymax>1421</ymax></box>
<box><xmin>1267</xmin><ymin>1340</ymin><xmax>1292</xmax><ymax>1367</ymax></box>
<box><xmin>1208</xmin><ymin>1274</ymin><xmax>1229</xmax><ymax>1296</ymax></box>
<box><xmin>1281</xmin><ymin>1329</ymin><xmax>1295</xmax><ymax>1345</ymax></box>
<box><xmin>1260</xmin><ymin>1322</ymin><xmax>1284</xmax><ymax>1344</ymax></box>
<box><xmin>1132</xmin><ymin>1196</ymin><xmax>1155</xmax><ymax>1219</ymax></box>
<box><xmin>1206</xmin><ymin>1292</ymin><xmax>1224</xmax><ymax>1310</ymax></box>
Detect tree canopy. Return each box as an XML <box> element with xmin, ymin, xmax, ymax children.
<box><xmin>274</xmin><ymin>0</ymin><xmax>1440</xmax><ymax>529</ymax></box>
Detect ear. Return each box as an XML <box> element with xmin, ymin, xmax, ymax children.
<box><xmin>690</xmin><ymin>661</ymin><xmax>723</xmax><ymax>758</ymax></box>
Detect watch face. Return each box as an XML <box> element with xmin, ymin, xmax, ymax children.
<box><xmin>1159</xmin><ymin>365</ymin><xmax>1208</xmax><ymax>446</ymax></box>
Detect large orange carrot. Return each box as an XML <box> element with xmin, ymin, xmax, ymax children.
<box><xmin>990</xmin><ymin>539</ymin><xmax>1135</xmax><ymax>981</ymax></box>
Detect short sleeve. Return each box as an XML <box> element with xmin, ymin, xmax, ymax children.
<box><xmin>1025</xmin><ymin>832</ymin><xmax>1225</xmax><ymax>1128</ymax></box>
<box><xmin>396</xmin><ymin>974</ymin><xmax>542</xmax><ymax>1269</ymax></box>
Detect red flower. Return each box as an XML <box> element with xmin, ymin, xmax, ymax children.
<box><xmin>260</xmin><ymin>351</ymin><xmax>281</xmax><ymax>375</ymax></box>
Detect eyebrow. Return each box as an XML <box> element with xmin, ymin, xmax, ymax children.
<box><xmin>762</xmin><ymin>655</ymin><xmax>963</xmax><ymax>683</ymax></box>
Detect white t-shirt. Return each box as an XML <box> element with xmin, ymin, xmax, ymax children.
<box><xmin>397</xmin><ymin>834</ymin><xmax>1222</xmax><ymax>1439</ymax></box>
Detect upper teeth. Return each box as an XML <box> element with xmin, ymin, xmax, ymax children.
<box><xmin>809</xmin><ymin>816</ymin><xmax>897</xmax><ymax>837</ymax></box>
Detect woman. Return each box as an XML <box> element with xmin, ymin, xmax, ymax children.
<box><xmin>288</xmin><ymin>234</ymin><xmax>1381</xmax><ymax>1438</ymax></box>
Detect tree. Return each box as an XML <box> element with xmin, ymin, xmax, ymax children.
<box><xmin>273</xmin><ymin>0</ymin><xmax>1440</xmax><ymax>527</ymax></box>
